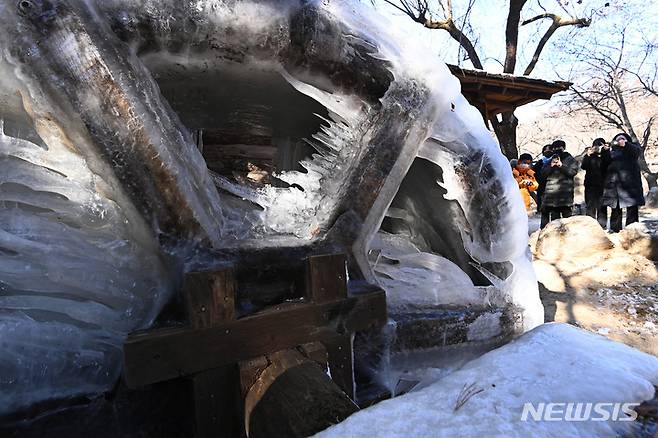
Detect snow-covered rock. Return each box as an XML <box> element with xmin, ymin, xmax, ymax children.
<box><xmin>532</xmin><ymin>216</ymin><xmax>658</xmax><ymax>292</ymax></box>
<box><xmin>316</xmin><ymin>323</ymin><xmax>658</xmax><ymax>438</ymax></box>
<box><xmin>534</xmin><ymin>216</ymin><xmax>613</xmax><ymax>261</ymax></box>
<box><xmin>618</xmin><ymin>220</ymin><xmax>658</xmax><ymax>261</ymax></box>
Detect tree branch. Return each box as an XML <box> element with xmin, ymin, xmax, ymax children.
<box><xmin>522</xmin><ymin>14</ymin><xmax>591</xmax><ymax>76</ymax></box>
<box><xmin>423</xmin><ymin>17</ymin><xmax>483</xmax><ymax>68</ymax></box>
<box><xmin>612</xmin><ymin>82</ymin><xmax>638</xmax><ymax>142</ymax></box>
<box><xmin>503</xmin><ymin>0</ymin><xmax>528</xmax><ymax>73</ymax></box>
<box><xmin>521</xmin><ymin>13</ymin><xmax>557</xmax><ymax>26</ymax></box>
<box><xmin>570</xmin><ymin>87</ymin><xmax>625</xmax><ymax>131</ymax></box>
<box><xmin>440</xmin><ymin>0</ymin><xmax>453</xmax><ymax>20</ymax></box>
<box><xmin>383</xmin><ymin>0</ymin><xmax>483</xmax><ymax>69</ymax></box>
<box><xmin>642</xmin><ymin>116</ymin><xmax>655</xmax><ymax>149</ymax></box>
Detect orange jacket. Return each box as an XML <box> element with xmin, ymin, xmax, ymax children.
<box><xmin>513</xmin><ymin>167</ymin><xmax>539</xmax><ymax>211</ymax></box>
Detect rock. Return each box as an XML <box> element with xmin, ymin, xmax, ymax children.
<box><xmin>618</xmin><ymin>220</ymin><xmax>658</xmax><ymax>261</ymax></box>
<box><xmin>534</xmin><ymin>216</ymin><xmax>614</xmax><ymax>261</ymax></box>
<box><xmin>645</xmin><ymin>187</ymin><xmax>658</xmax><ymax>208</ymax></box>
<box><xmin>533</xmin><ymin>217</ymin><xmax>658</xmax><ymax>294</ymax></box>
<box><xmin>528</xmin><ymin>229</ymin><xmax>540</xmax><ymax>255</ymax></box>
<box><xmin>533</xmin><ymin>260</ymin><xmax>567</xmax><ymax>292</ymax></box>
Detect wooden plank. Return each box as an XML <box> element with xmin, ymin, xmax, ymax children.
<box><xmin>183</xmin><ymin>269</ymin><xmax>236</xmax><ymax>329</ymax></box>
<box><xmin>306</xmin><ymin>254</ymin><xmax>347</xmax><ymax>303</ymax></box>
<box><xmin>123</xmin><ymin>290</ymin><xmax>386</xmax><ymax>387</ymax></box>
<box><xmin>323</xmin><ymin>335</ymin><xmax>354</xmax><ymax>399</ymax></box>
<box><xmin>239</xmin><ymin>356</ymin><xmax>270</xmax><ymax>398</ymax></box>
<box><xmin>203</xmin><ymin>144</ymin><xmax>277</xmax><ymax>160</ymax></box>
<box><xmin>182</xmin><ymin>269</ymin><xmax>239</xmax><ymax>438</ymax></box>
<box><xmin>192</xmin><ymin>365</ymin><xmax>241</xmax><ymax>438</ymax></box>
<box><xmin>298</xmin><ymin>342</ymin><xmax>328</xmax><ymax>367</ymax></box>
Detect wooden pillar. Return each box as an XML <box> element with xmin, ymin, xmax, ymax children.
<box><xmin>305</xmin><ymin>254</ymin><xmax>356</xmax><ymax>399</ymax></box>
<box><xmin>183</xmin><ymin>269</ymin><xmax>241</xmax><ymax>438</ymax></box>
<box><xmin>122</xmin><ymin>253</ymin><xmax>386</xmax><ymax>437</ymax></box>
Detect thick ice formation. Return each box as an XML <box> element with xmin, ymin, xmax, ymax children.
<box><xmin>0</xmin><ymin>0</ymin><xmax>542</xmax><ymax>414</ymax></box>
<box><xmin>316</xmin><ymin>323</ymin><xmax>658</xmax><ymax>437</ymax></box>
<box><xmin>0</xmin><ymin>126</ymin><xmax>173</xmax><ymax>414</ymax></box>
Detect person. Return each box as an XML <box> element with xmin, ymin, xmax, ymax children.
<box><xmin>540</xmin><ymin>140</ymin><xmax>579</xmax><ymax>229</ymax></box>
<box><xmin>581</xmin><ymin>138</ymin><xmax>609</xmax><ymax>228</ymax></box>
<box><xmin>513</xmin><ymin>153</ymin><xmax>539</xmax><ymax>213</ymax></box>
<box><xmin>601</xmin><ymin>132</ymin><xmax>645</xmax><ymax>232</ymax></box>
<box><xmin>532</xmin><ymin>144</ymin><xmax>553</xmax><ymax>214</ymax></box>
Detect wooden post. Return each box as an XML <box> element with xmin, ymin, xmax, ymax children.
<box><xmin>182</xmin><ymin>269</ymin><xmax>241</xmax><ymax>438</ymax></box>
<box><xmin>305</xmin><ymin>254</ymin><xmax>355</xmax><ymax>399</ymax></box>
<box><xmin>305</xmin><ymin>254</ymin><xmax>347</xmax><ymax>303</ymax></box>
<box><xmin>122</xmin><ymin>253</ymin><xmax>387</xmax><ymax>437</ymax></box>
<box><xmin>324</xmin><ymin>335</ymin><xmax>355</xmax><ymax>399</ymax></box>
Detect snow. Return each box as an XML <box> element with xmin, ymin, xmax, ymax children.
<box><xmin>316</xmin><ymin>323</ymin><xmax>658</xmax><ymax>438</ymax></box>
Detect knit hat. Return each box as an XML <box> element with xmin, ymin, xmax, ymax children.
<box><xmin>612</xmin><ymin>132</ymin><xmax>633</xmax><ymax>143</ymax></box>
<box><xmin>552</xmin><ymin>140</ymin><xmax>566</xmax><ymax>149</ymax></box>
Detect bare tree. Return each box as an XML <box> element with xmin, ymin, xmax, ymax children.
<box><xmin>566</xmin><ymin>36</ymin><xmax>658</xmax><ymax>187</ymax></box>
<box><xmin>621</xmin><ymin>41</ymin><xmax>658</xmax><ymax>98</ymax></box>
<box><xmin>380</xmin><ymin>0</ymin><xmax>591</xmax><ymax>158</ymax></box>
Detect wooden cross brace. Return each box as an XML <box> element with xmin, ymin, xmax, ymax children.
<box><xmin>122</xmin><ymin>254</ymin><xmax>387</xmax><ymax>437</ymax></box>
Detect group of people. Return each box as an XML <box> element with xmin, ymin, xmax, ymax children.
<box><xmin>511</xmin><ymin>133</ymin><xmax>645</xmax><ymax>232</ymax></box>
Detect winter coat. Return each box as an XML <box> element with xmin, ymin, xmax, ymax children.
<box><xmin>513</xmin><ymin>167</ymin><xmax>539</xmax><ymax>211</ymax></box>
<box><xmin>540</xmin><ymin>152</ymin><xmax>579</xmax><ymax>208</ymax></box>
<box><xmin>581</xmin><ymin>153</ymin><xmax>607</xmax><ymax>188</ymax></box>
<box><xmin>532</xmin><ymin>157</ymin><xmax>551</xmax><ymax>203</ymax></box>
<box><xmin>601</xmin><ymin>143</ymin><xmax>645</xmax><ymax>208</ymax></box>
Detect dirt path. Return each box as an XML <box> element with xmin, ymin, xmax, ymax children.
<box><xmin>540</xmin><ymin>282</ymin><xmax>658</xmax><ymax>356</ymax></box>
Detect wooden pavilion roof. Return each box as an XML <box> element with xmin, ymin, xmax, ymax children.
<box><xmin>448</xmin><ymin>64</ymin><xmax>572</xmax><ymax>118</ymax></box>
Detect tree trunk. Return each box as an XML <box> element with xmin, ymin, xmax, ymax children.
<box><xmin>491</xmin><ymin>111</ymin><xmax>519</xmax><ymax>159</ymax></box>
<box><xmin>638</xmin><ymin>146</ymin><xmax>658</xmax><ymax>189</ymax></box>
<box><xmin>645</xmin><ymin>172</ymin><xmax>658</xmax><ymax>189</ymax></box>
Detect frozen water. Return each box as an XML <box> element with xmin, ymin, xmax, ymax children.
<box><xmin>0</xmin><ymin>130</ymin><xmax>173</xmax><ymax>414</ymax></box>
<box><xmin>0</xmin><ymin>0</ymin><xmax>542</xmax><ymax>414</ymax></box>
<box><xmin>369</xmin><ymin>233</ymin><xmax>486</xmax><ymax>310</ymax></box>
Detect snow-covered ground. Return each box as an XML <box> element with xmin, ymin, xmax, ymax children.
<box><xmin>317</xmin><ymin>323</ymin><xmax>658</xmax><ymax>437</ymax></box>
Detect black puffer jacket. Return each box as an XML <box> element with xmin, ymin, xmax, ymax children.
<box><xmin>581</xmin><ymin>153</ymin><xmax>606</xmax><ymax>187</ymax></box>
<box><xmin>601</xmin><ymin>141</ymin><xmax>645</xmax><ymax>208</ymax></box>
<box><xmin>540</xmin><ymin>152</ymin><xmax>579</xmax><ymax>208</ymax></box>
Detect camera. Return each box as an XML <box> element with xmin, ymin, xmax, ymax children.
<box><xmin>611</xmin><ymin>140</ymin><xmax>620</xmax><ymax>147</ymax></box>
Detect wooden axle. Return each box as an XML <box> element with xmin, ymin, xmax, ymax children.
<box><xmin>122</xmin><ymin>254</ymin><xmax>387</xmax><ymax>437</ymax></box>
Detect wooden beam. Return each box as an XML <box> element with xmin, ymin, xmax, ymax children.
<box><xmin>183</xmin><ymin>270</ymin><xmax>236</xmax><ymax>328</ymax></box>
<box><xmin>203</xmin><ymin>144</ymin><xmax>277</xmax><ymax>161</ymax></box>
<box><xmin>123</xmin><ymin>290</ymin><xmax>387</xmax><ymax>387</ymax></box>
<box><xmin>323</xmin><ymin>335</ymin><xmax>355</xmax><ymax>399</ymax></box>
<box><xmin>181</xmin><ymin>268</ymin><xmax>241</xmax><ymax>438</ymax></box>
<box><xmin>191</xmin><ymin>365</ymin><xmax>241</xmax><ymax>438</ymax></box>
<box><xmin>306</xmin><ymin>253</ymin><xmax>347</xmax><ymax>303</ymax></box>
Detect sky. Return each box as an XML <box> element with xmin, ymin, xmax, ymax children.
<box><xmin>369</xmin><ymin>0</ymin><xmax>658</xmax><ymax>121</ymax></box>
